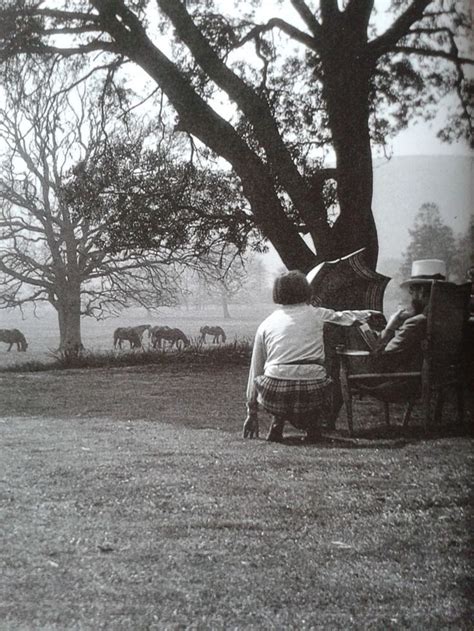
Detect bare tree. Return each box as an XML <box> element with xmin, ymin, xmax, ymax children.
<box><xmin>0</xmin><ymin>67</ymin><xmax>180</xmax><ymax>357</ymax></box>
<box><xmin>176</xmin><ymin>251</ymin><xmax>251</xmax><ymax>319</ymax></box>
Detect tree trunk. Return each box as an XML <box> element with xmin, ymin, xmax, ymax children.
<box><xmin>55</xmin><ymin>285</ymin><xmax>83</xmax><ymax>360</ymax></box>
<box><xmin>221</xmin><ymin>292</ymin><xmax>231</xmax><ymax>320</ymax></box>
<box><xmin>319</xmin><ymin>32</ymin><xmax>379</xmax><ymax>269</ymax></box>
<box><xmin>99</xmin><ymin>3</ymin><xmax>377</xmax><ymax>273</ymax></box>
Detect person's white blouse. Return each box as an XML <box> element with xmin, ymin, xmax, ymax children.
<box><xmin>246</xmin><ymin>303</ymin><xmax>371</xmax><ymax>405</ymax></box>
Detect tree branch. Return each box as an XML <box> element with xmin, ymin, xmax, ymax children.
<box><xmin>320</xmin><ymin>0</ymin><xmax>341</xmax><ymax>22</ymax></box>
<box><xmin>289</xmin><ymin>0</ymin><xmax>322</xmax><ymax>38</ymax></box>
<box><xmin>368</xmin><ymin>0</ymin><xmax>433</xmax><ymax>59</ymax></box>
<box><xmin>156</xmin><ymin>0</ymin><xmax>318</xmax><ymax>236</ymax></box>
<box><xmin>0</xmin><ymin>258</ymin><xmax>54</xmax><ymax>289</ymax></box>
<box><xmin>390</xmin><ymin>45</ymin><xmax>474</xmax><ymax>65</ymax></box>
<box><xmin>236</xmin><ymin>18</ymin><xmax>317</xmax><ymax>51</ymax></box>
<box><xmin>345</xmin><ymin>0</ymin><xmax>374</xmax><ymax>30</ymax></box>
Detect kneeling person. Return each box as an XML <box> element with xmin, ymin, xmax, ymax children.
<box><xmin>243</xmin><ymin>270</ymin><xmax>377</xmax><ymax>443</ymax></box>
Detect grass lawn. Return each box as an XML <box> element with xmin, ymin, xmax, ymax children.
<box><xmin>1</xmin><ymin>364</ymin><xmax>472</xmax><ymax>630</ymax></box>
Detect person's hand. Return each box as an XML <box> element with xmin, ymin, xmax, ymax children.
<box><xmin>386</xmin><ymin>307</ymin><xmax>408</xmax><ymax>331</ymax></box>
<box><xmin>357</xmin><ymin>310</ymin><xmax>383</xmax><ymax>323</ymax></box>
<box><xmin>366</xmin><ymin>311</ymin><xmax>387</xmax><ymax>331</ymax></box>
<box><xmin>243</xmin><ymin>414</ymin><xmax>259</xmax><ymax>439</ymax></box>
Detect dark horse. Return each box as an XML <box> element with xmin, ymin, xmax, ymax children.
<box><xmin>149</xmin><ymin>325</ymin><xmax>171</xmax><ymax>350</ymax></box>
<box><xmin>200</xmin><ymin>325</ymin><xmax>226</xmax><ymax>344</ymax></box>
<box><xmin>152</xmin><ymin>327</ymin><xmax>190</xmax><ymax>350</ymax></box>
<box><xmin>113</xmin><ymin>324</ymin><xmax>151</xmax><ymax>349</ymax></box>
<box><xmin>0</xmin><ymin>328</ymin><xmax>28</xmax><ymax>351</ymax></box>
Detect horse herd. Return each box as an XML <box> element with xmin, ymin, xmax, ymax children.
<box><xmin>0</xmin><ymin>324</ymin><xmax>227</xmax><ymax>353</ymax></box>
<box><xmin>113</xmin><ymin>324</ymin><xmax>226</xmax><ymax>351</ymax></box>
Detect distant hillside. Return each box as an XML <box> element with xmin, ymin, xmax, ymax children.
<box><xmin>373</xmin><ymin>155</ymin><xmax>473</xmax><ymax>263</ymax></box>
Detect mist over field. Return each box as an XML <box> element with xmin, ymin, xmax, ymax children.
<box><xmin>0</xmin><ymin>301</ymin><xmax>276</xmax><ymax>368</ymax></box>
<box><xmin>372</xmin><ymin>155</ymin><xmax>472</xmax><ymax>265</ymax></box>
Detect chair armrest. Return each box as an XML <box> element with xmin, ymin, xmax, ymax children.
<box><xmin>336</xmin><ymin>349</ymin><xmax>371</xmax><ymax>357</ymax></box>
<box><xmin>348</xmin><ymin>372</ymin><xmax>421</xmax><ymax>380</ymax></box>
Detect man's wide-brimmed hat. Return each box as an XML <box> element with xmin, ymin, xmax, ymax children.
<box><xmin>400</xmin><ymin>259</ymin><xmax>447</xmax><ymax>287</ymax></box>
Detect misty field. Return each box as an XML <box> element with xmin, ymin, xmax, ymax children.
<box><xmin>0</xmin><ymin>302</ymin><xmax>275</xmax><ymax>370</ymax></box>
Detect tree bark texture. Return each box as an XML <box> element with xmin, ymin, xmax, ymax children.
<box><xmin>317</xmin><ymin>13</ymin><xmax>379</xmax><ymax>268</ymax></box>
<box><xmin>55</xmin><ymin>284</ymin><xmax>83</xmax><ymax>359</ymax></box>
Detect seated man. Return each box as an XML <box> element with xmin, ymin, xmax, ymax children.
<box><xmin>355</xmin><ymin>259</ymin><xmax>447</xmax><ymax>400</ymax></box>
<box><xmin>373</xmin><ymin>259</ymin><xmax>447</xmax><ymax>368</ymax></box>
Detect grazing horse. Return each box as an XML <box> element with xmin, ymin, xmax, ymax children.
<box><xmin>149</xmin><ymin>325</ymin><xmax>171</xmax><ymax>350</ymax></box>
<box><xmin>200</xmin><ymin>325</ymin><xmax>226</xmax><ymax>344</ymax></box>
<box><xmin>0</xmin><ymin>328</ymin><xmax>28</xmax><ymax>351</ymax></box>
<box><xmin>155</xmin><ymin>327</ymin><xmax>190</xmax><ymax>350</ymax></box>
<box><xmin>113</xmin><ymin>324</ymin><xmax>150</xmax><ymax>349</ymax></box>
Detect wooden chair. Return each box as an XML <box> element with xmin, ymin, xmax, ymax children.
<box><xmin>336</xmin><ymin>282</ymin><xmax>471</xmax><ymax>436</ymax></box>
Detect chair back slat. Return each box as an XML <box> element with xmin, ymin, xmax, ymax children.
<box><xmin>426</xmin><ymin>282</ymin><xmax>471</xmax><ymax>365</ymax></box>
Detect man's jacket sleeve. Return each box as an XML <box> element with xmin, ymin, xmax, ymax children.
<box><xmin>383</xmin><ymin>314</ymin><xmax>427</xmax><ymax>354</ymax></box>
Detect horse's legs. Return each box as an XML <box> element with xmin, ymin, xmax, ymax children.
<box><xmin>7</xmin><ymin>342</ymin><xmax>12</xmax><ymax>352</ymax></box>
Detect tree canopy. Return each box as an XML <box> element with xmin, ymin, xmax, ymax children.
<box><xmin>1</xmin><ymin>0</ymin><xmax>472</xmax><ymax>274</ymax></box>
<box><xmin>63</xmin><ymin>136</ymin><xmax>258</xmax><ymax>259</ymax></box>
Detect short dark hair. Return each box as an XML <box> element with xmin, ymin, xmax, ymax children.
<box><xmin>273</xmin><ymin>270</ymin><xmax>311</xmax><ymax>305</ymax></box>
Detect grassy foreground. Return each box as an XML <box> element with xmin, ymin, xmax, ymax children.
<box><xmin>0</xmin><ymin>364</ymin><xmax>472</xmax><ymax>630</ymax></box>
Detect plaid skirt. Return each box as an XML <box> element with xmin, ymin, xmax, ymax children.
<box><xmin>254</xmin><ymin>375</ymin><xmax>333</xmax><ymax>428</ymax></box>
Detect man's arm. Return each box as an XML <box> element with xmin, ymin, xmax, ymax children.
<box><xmin>372</xmin><ymin>307</ymin><xmax>411</xmax><ymax>352</ymax></box>
<box><xmin>383</xmin><ymin>314</ymin><xmax>427</xmax><ymax>354</ymax></box>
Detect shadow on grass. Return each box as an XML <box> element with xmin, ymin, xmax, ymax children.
<box><xmin>274</xmin><ymin>421</ymin><xmax>474</xmax><ymax>450</ymax></box>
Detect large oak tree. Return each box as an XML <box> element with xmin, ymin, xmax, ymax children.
<box><xmin>1</xmin><ymin>0</ymin><xmax>472</xmax><ymax>272</ymax></box>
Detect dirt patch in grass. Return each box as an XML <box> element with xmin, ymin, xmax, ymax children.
<box><xmin>1</xmin><ymin>365</ymin><xmax>473</xmax><ymax>629</ymax></box>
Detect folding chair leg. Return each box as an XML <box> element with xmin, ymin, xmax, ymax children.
<box><xmin>403</xmin><ymin>400</ymin><xmax>415</xmax><ymax>427</ymax></box>
<box><xmin>383</xmin><ymin>401</ymin><xmax>390</xmax><ymax>427</ymax></box>
<box><xmin>339</xmin><ymin>362</ymin><xmax>354</xmax><ymax>437</ymax></box>
<box><xmin>340</xmin><ymin>385</ymin><xmax>354</xmax><ymax>437</ymax></box>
